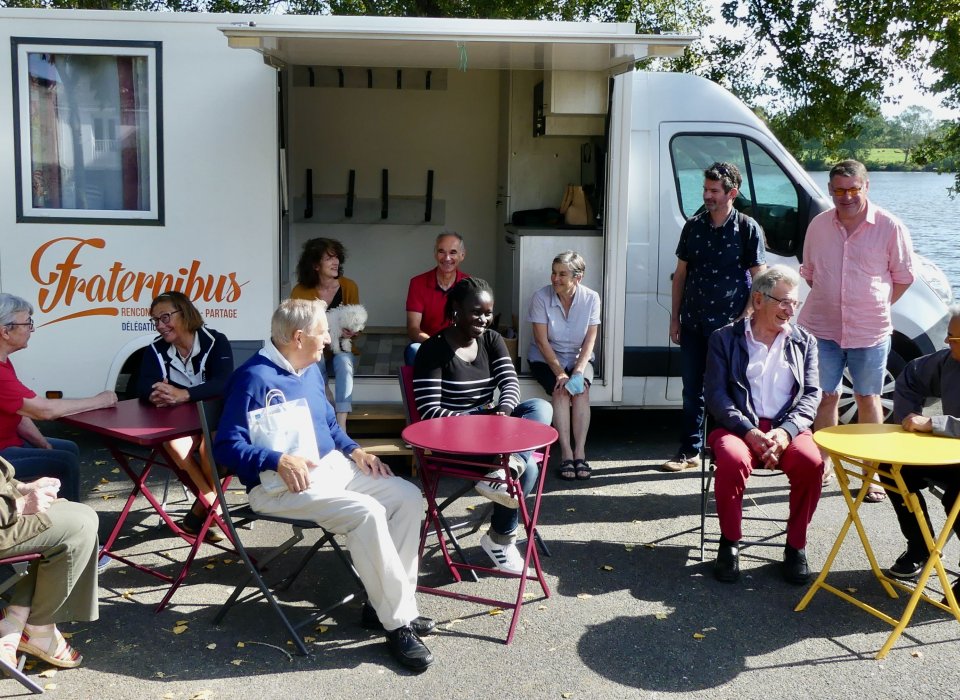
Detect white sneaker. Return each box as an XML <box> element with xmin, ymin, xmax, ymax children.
<box><xmin>507</xmin><ymin>453</ymin><xmax>526</xmax><ymax>477</ymax></box>
<box><xmin>475</xmin><ymin>470</ymin><xmax>519</xmax><ymax>509</ymax></box>
<box><xmin>480</xmin><ymin>533</ymin><xmax>531</xmax><ymax>575</ymax></box>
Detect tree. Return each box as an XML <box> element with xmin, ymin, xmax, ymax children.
<box><xmin>893</xmin><ymin>106</ymin><xmax>939</xmax><ymax>163</ymax></box>
<box><xmin>713</xmin><ymin>0</ymin><xmax>960</xmax><ymax>189</ymax></box>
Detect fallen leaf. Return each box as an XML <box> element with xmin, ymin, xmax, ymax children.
<box><xmin>99</xmin><ymin>477</ymin><xmax>110</xmax><ymax>484</ymax></box>
<box><xmin>206</xmin><ymin>643</ymin><xmax>217</xmax><ymax>650</ymax></box>
<box><xmin>654</xmin><ymin>612</ymin><xmax>669</xmax><ymax>620</ymax></box>
<box><xmin>600</xmin><ymin>565</ymin><xmax>614</xmax><ymax>571</ymax></box>
<box><xmin>173</xmin><ymin>624</ymin><xmax>188</xmax><ymax>635</ymax></box>
<box><xmin>94</xmin><ymin>460</ymin><xmax>107</xmax><ymax>466</ymax></box>
<box><xmin>222</xmin><ymin>559</ymin><xmax>234</xmax><ymax>565</ymax></box>
<box><xmin>538</xmin><ymin>605</ymin><xmax>548</xmax><ymax>610</ymax></box>
<box><xmin>643</xmin><ymin>543</ymin><xmax>655</xmax><ymax>549</ymax></box>
<box><xmin>315</xmin><ymin>625</ymin><xmax>329</xmax><ymax>634</ymax></box>
<box><xmin>189</xmin><ymin>692</ymin><xmax>213</xmax><ymax>700</ymax></box>
<box><xmin>303</xmin><ymin>636</ymin><xmax>316</xmax><ymax>643</ymax></box>
<box><xmin>846</xmin><ymin>587</ymin><xmax>858</xmax><ymax>594</ymax></box>
<box><xmin>230</xmin><ymin>659</ymin><xmax>243</xmax><ymax>666</ymax></box>
<box><xmin>38</xmin><ymin>668</ymin><xmax>57</xmax><ymax>678</ymax></box>
<box><xmin>576</xmin><ymin>593</ymin><xmax>593</xmax><ymax>599</ymax></box>
<box><xmin>43</xmin><ymin>683</ymin><xmax>57</xmax><ymax>691</ymax></box>
<box><xmin>121</xmin><ymin>590</ymin><xmax>135</xmax><ymax>599</ymax></box>
<box><xmin>562</xmin><ymin>694</ymin><xmax>573</xmax><ymax>699</ymax></box>
<box><xmin>61</xmin><ymin>631</ymin><xmax>74</xmax><ymax>639</ymax></box>
<box><xmin>204</xmin><ymin>564</ymin><xmax>215</xmax><ymax>570</ymax></box>
<box><xmin>23</xmin><ymin>660</ymin><xmax>36</xmax><ymax>671</ymax></box>
<box><xmin>631</xmin><ymin>519</ymin><xmax>642</xmax><ymax>524</ymax></box>
<box><xmin>488</xmin><ymin>608</ymin><xmax>504</xmax><ymax>616</ymax></box>
<box><xmin>702</xmin><ymin>626</ymin><xmax>717</xmax><ymax>632</ymax></box>
<box><xmin>566</xmin><ymin>508</ymin><xmax>576</xmax><ymax>512</ymax></box>
<box><xmin>466</xmin><ymin>505</ymin><xmax>477</xmax><ymax>511</ymax></box>
<box><xmin>176</xmin><ymin>619</ymin><xmax>189</xmax><ymax>625</ymax></box>
<box><xmin>101</xmin><ymin>494</ymin><xmax>118</xmax><ymax>500</ymax></box>
<box><xmin>624</xmin><ymin>546</ymin><xmax>634</xmax><ymax>552</ymax></box>
<box><xmin>111</xmin><ymin>467</ymin><xmax>120</xmax><ymax>473</ymax></box>
<box><xmin>236</xmin><ymin>641</ymin><xmax>245</xmax><ymax>648</ymax></box>
<box><xmin>911</xmin><ymin>651</ymin><xmax>923</xmax><ymax>658</ymax></box>
<box><xmin>155</xmin><ymin>671</ymin><xmax>166</xmax><ymax>678</ymax></box>
<box><xmin>693</xmin><ymin>632</ymin><xmax>706</xmax><ymax>640</ymax></box>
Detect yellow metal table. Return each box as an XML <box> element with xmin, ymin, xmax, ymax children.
<box><xmin>797</xmin><ymin>424</ymin><xmax>960</xmax><ymax>658</ymax></box>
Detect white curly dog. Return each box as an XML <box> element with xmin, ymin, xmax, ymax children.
<box><xmin>325</xmin><ymin>303</ymin><xmax>368</xmax><ymax>354</ymax></box>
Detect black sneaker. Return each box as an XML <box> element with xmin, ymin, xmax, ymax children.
<box><xmin>362</xmin><ymin>601</ymin><xmax>436</xmax><ymax>636</ymax></box>
<box><xmin>783</xmin><ymin>545</ymin><xmax>811</xmax><ymax>585</ymax></box>
<box><xmin>385</xmin><ymin>625</ymin><xmax>434</xmax><ymax>672</ymax></box>
<box><xmin>888</xmin><ymin>550</ymin><xmax>925</xmax><ymax>580</ymax></box>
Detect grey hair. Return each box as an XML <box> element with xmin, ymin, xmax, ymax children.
<box><xmin>0</xmin><ymin>293</ymin><xmax>33</xmax><ymax>327</ymax></box>
<box><xmin>751</xmin><ymin>264</ymin><xmax>800</xmax><ymax>298</ymax></box>
<box><xmin>435</xmin><ymin>231</ymin><xmax>465</xmax><ymax>253</ymax></box>
<box><xmin>829</xmin><ymin>159</ymin><xmax>869</xmax><ymax>183</ymax></box>
<box><xmin>948</xmin><ymin>304</ymin><xmax>960</xmax><ymax>323</ymax></box>
<box><xmin>553</xmin><ymin>250</ymin><xmax>586</xmax><ymax>278</ymax></box>
<box><xmin>271</xmin><ymin>298</ymin><xmax>327</xmax><ymax>346</ymax></box>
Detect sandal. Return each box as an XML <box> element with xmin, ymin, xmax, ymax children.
<box><xmin>557</xmin><ymin>460</ymin><xmax>577</xmax><ymax>481</ymax></box>
<box><xmin>864</xmin><ymin>486</ymin><xmax>887</xmax><ymax>504</ymax></box>
<box><xmin>0</xmin><ymin>608</ymin><xmax>26</xmax><ymax>669</ymax></box>
<box><xmin>574</xmin><ymin>459</ymin><xmax>592</xmax><ymax>480</ymax></box>
<box><xmin>18</xmin><ymin>625</ymin><xmax>82</xmax><ymax>669</ymax></box>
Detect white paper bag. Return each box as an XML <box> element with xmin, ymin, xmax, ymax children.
<box><xmin>247</xmin><ymin>389</ymin><xmax>320</xmax><ymax>495</ymax></box>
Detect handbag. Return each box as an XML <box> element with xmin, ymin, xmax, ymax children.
<box><xmin>560</xmin><ymin>184</ymin><xmax>594</xmax><ymax>226</ymax></box>
<box><xmin>247</xmin><ymin>389</ymin><xmax>320</xmax><ymax>495</ymax></box>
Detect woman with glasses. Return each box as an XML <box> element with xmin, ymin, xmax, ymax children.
<box><xmin>0</xmin><ymin>293</ymin><xmax>117</xmax><ymax>504</ymax></box>
<box><xmin>290</xmin><ymin>238</ymin><xmax>361</xmax><ymax>431</ymax></box>
<box><xmin>137</xmin><ymin>291</ymin><xmax>234</xmax><ymax>540</ymax></box>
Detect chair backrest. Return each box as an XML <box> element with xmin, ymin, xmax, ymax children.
<box><xmin>399</xmin><ymin>365</ymin><xmax>422</xmax><ymax>424</ymax></box>
<box><xmin>197</xmin><ymin>398</ymin><xmax>230</xmax><ymax>504</ymax></box>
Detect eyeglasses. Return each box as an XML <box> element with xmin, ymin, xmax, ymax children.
<box><xmin>829</xmin><ymin>186</ymin><xmax>863</xmax><ymax>197</ymax></box>
<box><xmin>763</xmin><ymin>293</ymin><xmax>802</xmax><ymax>311</ymax></box>
<box><xmin>5</xmin><ymin>318</ymin><xmax>34</xmax><ymax>330</ymax></box>
<box><xmin>150</xmin><ymin>309</ymin><xmax>181</xmax><ymax>328</ymax></box>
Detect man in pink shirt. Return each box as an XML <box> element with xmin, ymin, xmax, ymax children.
<box><xmin>403</xmin><ymin>232</ymin><xmax>470</xmax><ymax>365</ymax></box>
<box><xmin>797</xmin><ymin>160</ymin><xmax>915</xmax><ymax>501</ymax></box>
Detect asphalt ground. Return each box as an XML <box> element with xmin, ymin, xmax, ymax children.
<box><xmin>5</xmin><ymin>409</ymin><xmax>959</xmax><ymax>700</ymax></box>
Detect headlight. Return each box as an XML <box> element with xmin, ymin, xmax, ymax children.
<box><xmin>915</xmin><ymin>255</ymin><xmax>954</xmax><ymax>305</ymax></box>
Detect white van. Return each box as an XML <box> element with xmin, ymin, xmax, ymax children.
<box><xmin>1</xmin><ymin>9</ymin><xmax>951</xmax><ymax>416</ymax></box>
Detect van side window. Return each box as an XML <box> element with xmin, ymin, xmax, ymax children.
<box><xmin>670</xmin><ymin>134</ymin><xmax>802</xmax><ymax>257</ymax></box>
<box><xmin>11</xmin><ymin>39</ymin><xmax>163</xmax><ymax>224</ymax></box>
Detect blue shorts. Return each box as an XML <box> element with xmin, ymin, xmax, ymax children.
<box><xmin>816</xmin><ymin>337</ymin><xmax>890</xmax><ymax>395</ymax></box>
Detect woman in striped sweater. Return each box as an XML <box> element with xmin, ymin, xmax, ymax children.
<box><xmin>413</xmin><ymin>278</ymin><xmax>552</xmax><ymax>575</ymax></box>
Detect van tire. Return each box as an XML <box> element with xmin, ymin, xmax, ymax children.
<box><xmin>836</xmin><ymin>349</ymin><xmax>906</xmax><ymax>425</ymax></box>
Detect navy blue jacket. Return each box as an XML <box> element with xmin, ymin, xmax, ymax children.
<box><xmin>137</xmin><ymin>326</ymin><xmax>233</xmax><ymax>402</ymax></box>
<box><xmin>704</xmin><ymin>319</ymin><xmax>820</xmax><ymax>440</ymax></box>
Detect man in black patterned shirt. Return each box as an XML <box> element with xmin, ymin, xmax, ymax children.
<box><xmin>663</xmin><ymin>162</ymin><xmax>767</xmax><ymax>472</ymax></box>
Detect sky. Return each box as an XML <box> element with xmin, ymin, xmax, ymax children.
<box><xmin>701</xmin><ymin>1</ymin><xmax>958</xmax><ymax>120</ymax></box>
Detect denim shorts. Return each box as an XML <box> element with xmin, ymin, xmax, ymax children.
<box><xmin>816</xmin><ymin>337</ymin><xmax>890</xmax><ymax>395</ymax></box>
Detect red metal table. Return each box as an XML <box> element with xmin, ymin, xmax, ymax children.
<box><xmin>61</xmin><ymin>399</ymin><xmax>230</xmax><ymax>611</ymax></box>
<box><xmin>402</xmin><ymin>414</ymin><xmax>558</xmax><ymax>644</ymax></box>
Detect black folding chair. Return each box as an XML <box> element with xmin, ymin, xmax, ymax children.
<box><xmin>0</xmin><ymin>553</ymin><xmax>43</xmax><ymax>695</ymax></box>
<box><xmin>699</xmin><ymin>418</ymin><xmax>788</xmax><ymax>561</ymax></box>
<box><xmin>197</xmin><ymin>399</ymin><xmax>363</xmax><ymax>655</ymax></box>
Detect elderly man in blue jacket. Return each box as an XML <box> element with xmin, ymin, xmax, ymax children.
<box><xmin>704</xmin><ymin>264</ymin><xmax>824</xmax><ymax>585</ymax></box>
<box><xmin>882</xmin><ymin>307</ymin><xmax>960</xmax><ymax>601</ymax></box>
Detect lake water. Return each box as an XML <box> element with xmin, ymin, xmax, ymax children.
<box><xmin>807</xmin><ymin>170</ymin><xmax>960</xmax><ymax>300</ymax></box>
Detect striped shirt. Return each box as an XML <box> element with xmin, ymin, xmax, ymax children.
<box><xmin>412</xmin><ymin>330</ymin><xmax>520</xmax><ymax>419</ymax></box>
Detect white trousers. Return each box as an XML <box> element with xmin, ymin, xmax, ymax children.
<box><xmin>248</xmin><ymin>451</ymin><xmax>422</xmax><ymax>631</ymax></box>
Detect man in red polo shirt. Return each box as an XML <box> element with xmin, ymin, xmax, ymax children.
<box><xmin>404</xmin><ymin>232</ymin><xmax>470</xmax><ymax>365</ymax></box>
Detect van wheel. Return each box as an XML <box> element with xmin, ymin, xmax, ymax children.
<box><xmin>836</xmin><ymin>350</ymin><xmax>906</xmax><ymax>425</ymax></box>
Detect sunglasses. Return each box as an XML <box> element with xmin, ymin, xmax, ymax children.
<box><xmin>947</xmin><ymin>336</ymin><xmax>960</xmax><ymax>343</ymax></box>
<box><xmin>829</xmin><ymin>186</ymin><xmax>863</xmax><ymax>197</ymax></box>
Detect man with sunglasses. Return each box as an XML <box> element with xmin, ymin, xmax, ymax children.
<box><xmin>882</xmin><ymin>307</ymin><xmax>960</xmax><ymax>600</ymax></box>
<box><xmin>664</xmin><ymin>162</ymin><xmax>766</xmax><ymax>472</ymax></box>
<box><xmin>704</xmin><ymin>265</ymin><xmax>823</xmax><ymax>584</ymax></box>
<box><xmin>797</xmin><ymin>160</ymin><xmax>915</xmax><ymax>503</ymax></box>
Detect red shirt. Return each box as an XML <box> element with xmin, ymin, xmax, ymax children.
<box><xmin>405</xmin><ymin>268</ymin><xmax>470</xmax><ymax>338</ymax></box>
<box><xmin>0</xmin><ymin>358</ymin><xmax>35</xmax><ymax>450</ymax></box>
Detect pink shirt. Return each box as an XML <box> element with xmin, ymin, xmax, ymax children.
<box><xmin>797</xmin><ymin>201</ymin><xmax>914</xmax><ymax>348</ymax></box>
